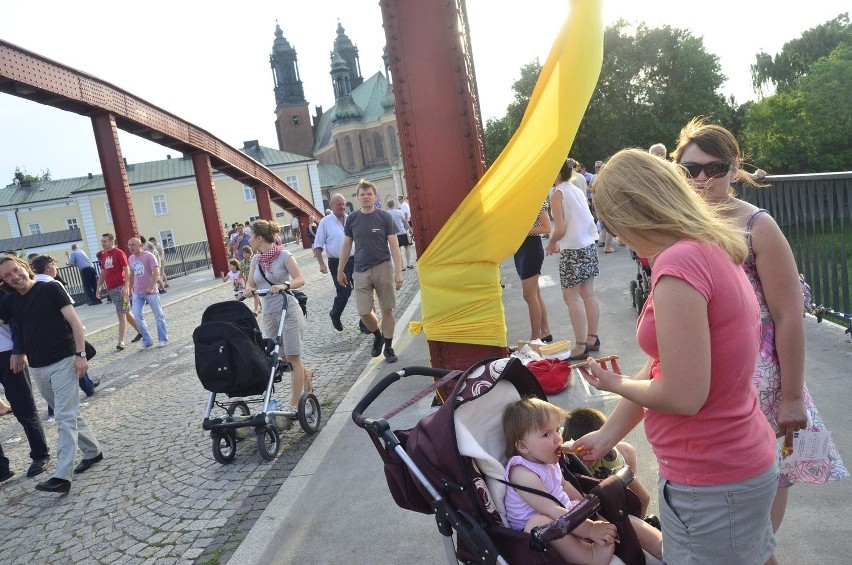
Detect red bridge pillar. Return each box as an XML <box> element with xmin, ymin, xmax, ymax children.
<box><xmin>91</xmin><ymin>113</ymin><xmax>138</xmax><ymax>250</ymax></box>
<box><xmin>254</xmin><ymin>185</ymin><xmax>273</xmax><ymax>220</ymax></box>
<box><xmin>191</xmin><ymin>153</ymin><xmax>228</xmax><ymax>277</ymax></box>
<box><xmin>382</xmin><ymin>0</ymin><xmax>506</xmax><ymax>370</ymax></box>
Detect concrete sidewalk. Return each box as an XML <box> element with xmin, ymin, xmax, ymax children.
<box><xmin>228</xmin><ymin>247</ymin><xmax>852</xmax><ymax>564</ymax></box>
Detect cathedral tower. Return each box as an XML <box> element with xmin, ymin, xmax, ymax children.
<box><xmin>270</xmin><ymin>23</ymin><xmax>314</xmax><ymax>157</ymax></box>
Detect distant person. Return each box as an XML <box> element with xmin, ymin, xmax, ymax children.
<box><xmin>386</xmin><ymin>198</ymin><xmax>413</xmax><ymax>270</ymax></box>
<box><xmin>514</xmin><ymin>200</ymin><xmax>552</xmax><ymax>342</ymax></box>
<box><xmin>398</xmin><ymin>195</ymin><xmax>412</xmax><ymax>233</ymax></box>
<box><xmin>221</xmin><ymin>259</ymin><xmax>245</xmax><ymax>301</ymax></box>
<box><xmin>0</xmin><ymin>255</ymin><xmax>103</xmax><ymax>494</ymax></box>
<box><xmin>229</xmin><ymin>224</ymin><xmax>250</xmax><ymax>260</ymax></box>
<box><xmin>127</xmin><ymin>238</ymin><xmax>168</xmax><ymax>349</ymax></box>
<box><xmin>65</xmin><ymin>244</ymin><xmax>101</xmax><ymax>305</ymax></box>
<box><xmin>545</xmin><ymin>160</ymin><xmax>600</xmax><ymax>360</ymax></box>
<box><xmin>338</xmin><ymin>180</ymin><xmax>404</xmax><ymax>363</ymax></box>
<box><xmin>313</xmin><ymin>194</ymin><xmax>356</xmax><ymax>332</ymax></box>
<box><xmin>307</xmin><ymin>220</ymin><xmax>318</xmax><ymax>245</ymax></box>
<box><xmin>240</xmin><ymin>246</ymin><xmax>260</xmax><ymax>316</ymax></box>
<box><xmin>148</xmin><ymin>237</ymin><xmax>168</xmax><ymax>290</ymax></box>
<box><xmin>95</xmin><ymin>233</ymin><xmax>142</xmax><ymax>350</ymax></box>
<box><xmin>648</xmin><ymin>143</ymin><xmax>667</xmax><ymax>158</ymax></box>
<box><xmin>30</xmin><ymin>255</ymin><xmax>99</xmax><ymax>397</ymax></box>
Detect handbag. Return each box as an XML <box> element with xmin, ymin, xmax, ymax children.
<box><xmin>525</xmin><ymin>358</ymin><xmax>570</xmax><ymax>394</ymax></box>
<box><xmin>85</xmin><ymin>340</ymin><xmax>97</xmax><ymax>360</ymax></box>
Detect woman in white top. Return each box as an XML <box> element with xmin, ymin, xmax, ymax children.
<box><xmin>243</xmin><ymin>220</ymin><xmax>313</xmax><ymax>413</ymax></box>
<box><xmin>545</xmin><ymin>160</ymin><xmax>601</xmax><ymax>359</ymax></box>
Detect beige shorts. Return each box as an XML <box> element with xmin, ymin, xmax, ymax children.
<box><xmin>353</xmin><ymin>261</ymin><xmax>396</xmax><ymax>316</ymax></box>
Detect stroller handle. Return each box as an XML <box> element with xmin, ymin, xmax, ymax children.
<box><xmin>352</xmin><ymin>366</ymin><xmax>452</xmax><ymax>427</ymax></box>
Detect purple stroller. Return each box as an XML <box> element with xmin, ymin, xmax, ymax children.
<box><xmin>353</xmin><ymin>357</ymin><xmax>647</xmax><ymax>564</ymax></box>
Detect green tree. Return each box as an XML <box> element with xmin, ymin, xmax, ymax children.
<box><xmin>483</xmin><ymin>59</ymin><xmax>541</xmax><ymax>165</ymax></box>
<box><xmin>571</xmin><ymin>21</ymin><xmax>729</xmax><ymax>167</ymax></box>
<box><xmin>751</xmin><ymin>13</ymin><xmax>850</xmax><ymax>93</ymax></box>
<box><xmin>743</xmin><ymin>44</ymin><xmax>852</xmax><ymax>173</ymax></box>
<box><xmin>13</xmin><ymin>167</ymin><xmax>51</xmax><ymax>186</ymax></box>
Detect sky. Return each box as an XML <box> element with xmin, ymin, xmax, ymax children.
<box><xmin>0</xmin><ymin>0</ymin><xmax>848</xmax><ymax>181</ymax></box>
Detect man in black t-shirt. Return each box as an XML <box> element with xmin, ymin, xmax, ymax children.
<box><xmin>337</xmin><ymin>180</ymin><xmax>404</xmax><ymax>363</ymax></box>
<box><xmin>0</xmin><ymin>256</ymin><xmax>102</xmax><ymax>494</ymax></box>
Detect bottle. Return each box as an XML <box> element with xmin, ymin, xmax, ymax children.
<box><xmin>268</xmin><ymin>398</ymin><xmax>279</xmax><ymax>413</ymax></box>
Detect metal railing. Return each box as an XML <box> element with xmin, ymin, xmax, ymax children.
<box><xmin>58</xmin><ymin>240</ymin><xmax>213</xmax><ymax>305</ymax></box>
<box><xmin>738</xmin><ymin>171</ymin><xmax>852</xmax><ymax>324</ymax></box>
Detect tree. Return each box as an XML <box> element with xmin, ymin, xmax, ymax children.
<box><xmin>13</xmin><ymin>167</ymin><xmax>51</xmax><ymax>186</ymax></box>
<box><xmin>571</xmin><ymin>21</ymin><xmax>729</xmax><ymax>167</ymax></box>
<box><xmin>483</xmin><ymin>59</ymin><xmax>541</xmax><ymax>165</ymax></box>
<box><xmin>751</xmin><ymin>13</ymin><xmax>850</xmax><ymax>94</ymax></box>
<box><xmin>743</xmin><ymin>44</ymin><xmax>852</xmax><ymax>173</ymax></box>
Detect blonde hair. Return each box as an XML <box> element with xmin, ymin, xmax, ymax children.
<box><xmin>251</xmin><ymin>219</ymin><xmax>282</xmax><ymax>244</ymax></box>
<box><xmin>502</xmin><ymin>397</ymin><xmax>566</xmax><ymax>459</ymax></box>
<box><xmin>357</xmin><ymin>179</ymin><xmax>377</xmax><ymax>195</ymax></box>
<box><xmin>593</xmin><ymin>149</ymin><xmax>747</xmax><ymax>264</ymax></box>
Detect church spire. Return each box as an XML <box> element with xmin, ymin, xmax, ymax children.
<box><xmin>270</xmin><ymin>22</ymin><xmax>306</xmax><ymax>106</ymax></box>
<box><xmin>333</xmin><ymin>22</ymin><xmax>363</xmax><ymax>90</ymax></box>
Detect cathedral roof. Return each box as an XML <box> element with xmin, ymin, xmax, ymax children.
<box><xmin>317</xmin><ymin>163</ymin><xmax>393</xmax><ymax>190</ymax></box>
<box><xmin>272</xmin><ymin>23</ymin><xmax>296</xmax><ymax>55</ymax></box>
<box><xmin>312</xmin><ymin>71</ymin><xmax>393</xmax><ymax>152</ymax></box>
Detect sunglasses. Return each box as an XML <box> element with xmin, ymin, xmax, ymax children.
<box><xmin>679</xmin><ymin>161</ymin><xmax>732</xmax><ymax>179</ymax></box>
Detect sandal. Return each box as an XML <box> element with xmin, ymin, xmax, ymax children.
<box><xmin>303</xmin><ymin>369</ymin><xmax>314</xmax><ymax>394</ymax></box>
<box><xmin>568</xmin><ymin>342</ymin><xmax>588</xmax><ymax>361</ymax></box>
<box><xmin>587</xmin><ymin>334</ymin><xmax>600</xmax><ymax>352</ymax></box>
<box><xmin>604</xmin><ymin>248</ymin><xmax>615</xmax><ymax>254</ymax></box>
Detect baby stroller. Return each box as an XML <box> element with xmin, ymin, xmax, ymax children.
<box><xmin>194</xmin><ymin>288</ymin><xmax>321</xmax><ymax>463</ymax></box>
<box><xmin>628</xmin><ymin>251</ymin><xmax>651</xmax><ymax>314</ymax></box>
<box><xmin>353</xmin><ymin>357</ymin><xmax>647</xmax><ymax>564</ymax></box>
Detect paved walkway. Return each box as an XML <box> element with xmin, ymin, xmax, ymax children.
<box><xmin>1</xmin><ymin>245</ymin><xmax>850</xmax><ymax>564</ymax></box>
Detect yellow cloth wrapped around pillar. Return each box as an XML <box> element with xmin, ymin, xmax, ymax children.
<box><xmin>417</xmin><ymin>0</ymin><xmax>603</xmax><ymax>347</ymax></box>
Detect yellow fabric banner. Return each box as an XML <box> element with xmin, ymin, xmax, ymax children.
<box><xmin>416</xmin><ymin>0</ymin><xmax>603</xmax><ymax>346</ymax></box>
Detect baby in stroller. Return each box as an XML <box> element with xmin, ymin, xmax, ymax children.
<box><xmin>503</xmin><ymin>398</ymin><xmax>662</xmax><ymax>565</ymax></box>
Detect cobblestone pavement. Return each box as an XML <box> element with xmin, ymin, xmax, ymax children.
<box><xmin>0</xmin><ymin>251</ymin><xmax>421</xmax><ymax>565</ymax></box>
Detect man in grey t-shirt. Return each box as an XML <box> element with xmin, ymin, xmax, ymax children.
<box><xmin>338</xmin><ymin>181</ymin><xmax>404</xmax><ymax>363</ymax></box>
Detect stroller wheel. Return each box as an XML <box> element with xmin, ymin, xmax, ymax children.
<box><xmin>211</xmin><ymin>431</ymin><xmax>237</xmax><ymax>464</ymax></box>
<box><xmin>298</xmin><ymin>393</ymin><xmax>322</xmax><ymax>434</ymax></box>
<box><xmin>226</xmin><ymin>401</ymin><xmax>250</xmax><ymax>417</ymax></box>
<box><xmin>256</xmin><ymin>425</ymin><xmax>280</xmax><ymax>461</ymax></box>
<box><xmin>629</xmin><ymin>280</ymin><xmax>638</xmax><ymax>307</ymax></box>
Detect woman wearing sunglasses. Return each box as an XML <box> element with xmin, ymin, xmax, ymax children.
<box><xmin>673</xmin><ymin>119</ymin><xmax>847</xmax><ymax>542</ymax></box>
<box><xmin>573</xmin><ymin>149</ymin><xmax>778</xmax><ymax>564</ymax></box>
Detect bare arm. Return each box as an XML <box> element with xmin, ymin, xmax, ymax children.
<box><xmin>545</xmin><ymin>191</ymin><xmax>565</xmax><ymax>256</ymax></box>
<box><xmin>313</xmin><ymin>247</ymin><xmax>328</xmax><ymax>274</ymax></box>
<box><xmin>529</xmin><ymin>208</ymin><xmax>552</xmax><ymax>236</ymax></box>
<box><xmin>95</xmin><ymin>269</ymin><xmax>105</xmax><ymax>298</ymax></box>
<box><xmin>388</xmin><ymin>234</ymin><xmax>403</xmax><ymax>290</ymax></box>
<box><xmin>752</xmin><ymin>214</ymin><xmax>807</xmax><ymax>442</ymax></box>
<box><xmin>242</xmin><ymin>258</ymin><xmax>258</xmax><ymax>298</ymax></box>
<box><xmin>150</xmin><ymin>264</ymin><xmax>160</xmax><ymax>294</ymax></box>
<box><xmin>583</xmin><ymin>276</ymin><xmax>711</xmax><ymax>415</ymax></box>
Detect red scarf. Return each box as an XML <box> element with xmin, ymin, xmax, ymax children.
<box><xmin>256</xmin><ymin>244</ymin><xmax>282</xmax><ymax>271</ymax></box>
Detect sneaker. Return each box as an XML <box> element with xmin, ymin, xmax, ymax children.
<box><xmin>156</xmin><ymin>341</ymin><xmax>168</xmax><ymax>348</ymax></box>
<box><xmin>159</xmin><ymin>288</ymin><xmax>167</xmax><ymax>293</ymax></box>
<box><xmin>384</xmin><ymin>347</ymin><xmax>398</xmax><ymax>363</ymax></box>
<box><xmin>370</xmin><ymin>337</ymin><xmax>383</xmax><ymax>357</ymax></box>
<box><xmin>131</xmin><ymin>333</ymin><xmax>143</xmax><ymax>343</ymax></box>
<box><xmin>329</xmin><ymin>312</ymin><xmax>343</xmax><ymax>332</ymax></box>
<box><xmin>116</xmin><ymin>341</ymin><xmax>126</xmax><ymax>351</ymax></box>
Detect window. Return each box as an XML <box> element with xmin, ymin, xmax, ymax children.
<box><xmin>104</xmin><ymin>202</ymin><xmax>113</xmax><ymax>224</ymax></box>
<box><xmin>388</xmin><ymin>127</ymin><xmax>399</xmax><ymax>159</ymax></box>
<box><xmin>66</xmin><ymin>217</ymin><xmax>79</xmax><ymax>230</ymax></box>
<box><xmin>285</xmin><ymin>175</ymin><xmax>300</xmax><ymax>191</ymax></box>
<box><xmin>243</xmin><ymin>185</ymin><xmax>256</xmax><ymax>202</ymax></box>
<box><xmin>27</xmin><ymin>223</ymin><xmax>41</xmax><ymax>235</ymax></box>
<box><xmin>152</xmin><ymin>194</ymin><xmax>169</xmax><ymax>216</ymax></box>
<box><xmin>247</xmin><ymin>215</ymin><xmax>260</xmax><ymax>224</ymax></box>
<box><xmin>159</xmin><ymin>229</ymin><xmax>174</xmax><ymax>248</ymax></box>
<box><xmin>345</xmin><ymin>137</ymin><xmax>355</xmax><ymax>169</ymax></box>
<box><xmin>374</xmin><ymin>133</ymin><xmax>385</xmax><ymax>159</ymax></box>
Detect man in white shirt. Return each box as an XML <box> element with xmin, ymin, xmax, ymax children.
<box><xmin>313</xmin><ymin>194</ymin><xmax>355</xmax><ymax>332</ymax></box>
<box><xmin>398</xmin><ymin>195</ymin><xmax>412</xmax><ymax>234</ymax></box>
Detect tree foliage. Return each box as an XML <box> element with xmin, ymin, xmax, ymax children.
<box><xmin>483</xmin><ymin>59</ymin><xmax>541</xmax><ymax>165</ymax></box>
<box><xmin>572</xmin><ymin>21</ymin><xmax>730</xmax><ymax>167</ymax></box>
<box><xmin>743</xmin><ymin>44</ymin><xmax>852</xmax><ymax>173</ymax></box>
<box><xmin>750</xmin><ymin>13</ymin><xmax>850</xmax><ymax>94</ymax></box>
<box><xmin>13</xmin><ymin>167</ymin><xmax>51</xmax><ymax>186</ymax></box>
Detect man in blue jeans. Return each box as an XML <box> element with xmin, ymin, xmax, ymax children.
<box><xmin>127</xmin><ymin>238</ymin><xmax>168</xmax><ymax>349</ymax></box>
<box><xmin>0</xmin><ymin>255</ymin><xmax>103</xmax><ymax>494</ymax></box>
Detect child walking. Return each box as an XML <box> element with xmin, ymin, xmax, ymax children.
<box><xmin>221</xmin><ymin>259</ymin><xmax>245</xmax><ymax>301</ymax></box>
<box><xmin>502</xmin><ymin>397</ymin><xmax>662</xmax><ymax>565</ymax></box>
<box><xmin>240</xmin><ymin>246</ymin><xmax>261</xmax><ymax>315</ymax></box>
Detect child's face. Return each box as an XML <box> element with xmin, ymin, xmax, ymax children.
<box><xmin>517</xmin><ymin>416</ymin><xmax>564</xmax><ymax>465</ymax></box>
<box><xmin>243</xmin><ymin>250</ymin><xmax>251</xmax><ymax>259</ymax></box>
<box><xmin>230</xmin><ymin>264</ymin><xmax>238</xmax><ymax>272</ymax></box>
